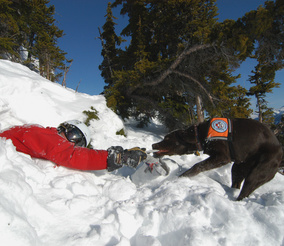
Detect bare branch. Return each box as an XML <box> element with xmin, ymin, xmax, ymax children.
<box><xmin>76</xmin><ymin>79</ymin><xmax>82</xmax><ymax>92</ymax></box>
<box><xmin>172</xmin><ymin>70</ymin><xmax>214</xmax><ymax>105</ymax></box>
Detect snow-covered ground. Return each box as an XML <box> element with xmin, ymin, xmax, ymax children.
<box><xmin>274</xmin><ymin>107</ymin><xmax>284</xmax><ymax>124</ymax></box>
<box><xmin>0</xmin><ymin>60</ymin><xmax>283</xmax><ymax>246</ymax></box>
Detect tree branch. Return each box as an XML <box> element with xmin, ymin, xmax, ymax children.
<box><xmin>128</xmin><ymin>43</ymin><xmax>213</xmax><ymax>94</ymax></box>
<box><xmin>172</xmin><ymin>70</ymin><xmax>214</xmax><ymax>105</ymax></box>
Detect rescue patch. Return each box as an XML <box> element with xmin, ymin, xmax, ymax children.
<box><xmin>207</xmin><ymin>118</ymin><xmax>232</xmax><ymax>141</ymax></box>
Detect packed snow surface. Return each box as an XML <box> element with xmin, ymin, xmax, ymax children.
<box><xmin>0</xmin><ymin>60</ymin><xmax>283</xmax><ymax>246</ymax></box>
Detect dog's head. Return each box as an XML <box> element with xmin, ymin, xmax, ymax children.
<box><xmin>152</xmin><ymin>126</ymin><xmax>198</xmax><ymax>157</ymax></box>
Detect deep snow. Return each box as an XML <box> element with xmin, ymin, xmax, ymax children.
<box><xmin>0</xmin><ymin>60</ymin><xmax>283</xmax><ymax>246</ymax></box>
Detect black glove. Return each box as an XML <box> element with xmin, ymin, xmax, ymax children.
<box><xmin>107</xmin><ymin>146</ymin><xmax>147</xmax><ymax>172</ymax></box>
<box><xmin>122</xmin><ymin>147</ymin><xmax>147</xmax><ymax>168</ymax></box>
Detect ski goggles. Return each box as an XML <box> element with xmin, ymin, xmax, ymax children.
<box><xmin>58</xmin><ymin>123</ymin><xmax>87</xmax><ymax>147</ymax></box>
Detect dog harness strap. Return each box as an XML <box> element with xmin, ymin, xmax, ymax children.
<box><xmin>227</xmin><ymin>119</ymin><xmax>235</xmax><ymax>161</ymax></box>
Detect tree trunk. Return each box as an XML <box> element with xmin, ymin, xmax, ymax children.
<box><xmin>62</xmin><ymin>61</ymin><xmax>72</xmax><ymax>87</ymax></box>
<box><xmin>256</xmin><ymin>95</ymin><xmax>263</xmax><ymax>123</ymax></box>
<box><xmin>196</xmin><ymin>95</ymin><xmax>204</xmax><ymax>123</ymax></box>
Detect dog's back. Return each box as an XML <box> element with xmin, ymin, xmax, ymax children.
<box><xmin>231</xmin><ymin>118</ymin><xmax>282</xmax><ymax>163</ymax></box>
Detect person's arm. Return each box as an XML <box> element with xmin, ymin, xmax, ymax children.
<box><xmin>11</xmin><ymin>126</ymin><xmax>109</xmax><ymax>171</ymax></box>
<box><xmin>49</xmin><ymin>145</ymin><xmax>109</xmax><ymax>170</ymax></box>
<box><xmin>0</xmin><ymin>125</ymin><xmax>146</xmax><ymax>171</ymax></box>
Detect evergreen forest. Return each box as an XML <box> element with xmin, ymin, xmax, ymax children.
<box><xmin>99</xmin><ymin>0</ymin><xmax>284</xmax><ymax>130</ymax></box>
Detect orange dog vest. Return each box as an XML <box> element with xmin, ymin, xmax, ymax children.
<box><xmin>207</xmin><ymin>118</ymin><xmax>232</xmax><ymax>141</ymax></box>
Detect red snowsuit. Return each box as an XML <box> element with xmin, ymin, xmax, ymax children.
<box><xmin>0</xmin><ymin>125</ymin><xmax>108</xmax><ymax>170</ymax></box>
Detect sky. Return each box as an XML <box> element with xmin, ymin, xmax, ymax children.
<box><xmin>49</xmin><ymin>0</ymin><xmax>284</xmax><ymax>110</ymax></box>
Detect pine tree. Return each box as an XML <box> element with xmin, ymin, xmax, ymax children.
<box><xmin>242</xmin><ymin>0</ymin><xmax>283</xmax><ymax>123</ymax></box>
<box><xmin>26</xmin><ymin>0</ymin><xmax>66</xmax><ymax>81</ymax></box>
<box><xmin>99</xmin><ymin>2</ymin><xmax>123</xmax><ymax>88</ymax></box>
<box><xmin>106</xmin><ymin>0</ymin><xmax>224</xmax><ymax>127</ymax></box>
<box><xmin>102</xmin><ymin>0</ymin><xmax>271</xmax><ymax>129</ymax></box>
<box><xmin>247</xmin><ymin>63</ymin><xmax>279</xmax><ymax>123</ymax></box>
<box><xmin>1</xmin><ymin>0</ymin><xmax>68</xmax><ymax>82</ymax></box>
<box><xmin>207</xmin><ymin>64</ymin><xmax>252</xmax><ymax>119</ymax></box>
<box><xmin>0</xmin><ymin>0</ymin><xmax>20</xmax><ymax>59</ymax></box>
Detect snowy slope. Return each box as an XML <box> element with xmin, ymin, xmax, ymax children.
<box><xmin>274</xmin><ymin>107</ymin><xmax>284</xmax><ymax>124</ymax></box>
<box><xmin>0</xmin><ymin>60</ymin><xmax>283</xmax><ymax>246</ymax></box>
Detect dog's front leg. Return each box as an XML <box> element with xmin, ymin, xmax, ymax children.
<box><xmin>179</xmin><ymin>155</ymin><xmax>230</xmax><ymax>178</ymax></box>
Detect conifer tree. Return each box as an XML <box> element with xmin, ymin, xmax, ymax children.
<box><xmin>99</xmin><ymin>2</ymin><xmax>123</xmax><ymax>88</ymax></box>
<box><xmin>25</xmin><ymin>0</ymin><xmax>65</xmax><ymax>81</ymax></box>
<box><xmin>244</xmin><ymin>0</ymin><xmax>283</xmax><ymax>123</ymax></box>
<box><xmin>0</xmin><ymin>0</ymin><xmax>20</xmax><ymax>59</ymax></box>
<box><xmin>247</xmin><ymin>63</ymin><xmax>279</xmax><ymax>123</ymax></box>
<box><xmin>0</xmin><ymin>0</ymin><xmax>68</xmax><ymax>82</ymax></box>
<box><xmin>207</xmin><ymin>65</ymin><xmax>252</xmax><ymax>119</ymax></box>
<box><xmin>101</xmin><ymin>0</ymin><xmax>283</xmax><ymax>129</ymax></box>
<box><xmin>102</xmin><ymin>0</ymin><xmax>256</xmax><ymax>129</ymax></box>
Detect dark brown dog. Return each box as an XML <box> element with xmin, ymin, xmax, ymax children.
<box><xmin>152</xmin><ymin>118</ymin><xmax>283</xmax><ymax>200</ymax></box>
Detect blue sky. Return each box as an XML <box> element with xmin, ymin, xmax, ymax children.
<box><xmin>49</xmin><ymin>0</ymin><xmax>283</xmax><ymax>110</ymax></box>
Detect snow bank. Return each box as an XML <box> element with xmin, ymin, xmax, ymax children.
<box><xmin>0</xmin><ymin>60</ymin><xmax>283</xmax><ymax>246</ymax></box>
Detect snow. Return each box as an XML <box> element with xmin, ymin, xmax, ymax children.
<box><xmin>0</xmin><ymin>59</ymin><xmax>283</xmax><ymax>246</ymax></box>
<box><xmin>274</xmin><ymin>107</ymin><xmax>284</xmax><ymax>124</ymax></box>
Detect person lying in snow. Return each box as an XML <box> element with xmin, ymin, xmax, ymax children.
<box><xmin>0</xmin><ymin>120</ymin><xmax>147</xmax><ymax>172</ymax></box>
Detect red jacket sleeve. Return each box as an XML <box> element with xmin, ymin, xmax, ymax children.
<box><xmin>0</xmin><ymin>125</ymin><xmax>108</xmax><ymax>171</ymax></box>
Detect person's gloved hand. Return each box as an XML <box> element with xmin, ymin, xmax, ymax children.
<box><xmin>107</xmin><ymin>146</ymin><xmax>124</xmax><ymax>172</ymax></box>
<box><xmin>107</xmin><ymin>146</ymin><xmax>147</xmax><ymax>172</ymax></box>
<box><xmin>122</xmin><ymin>147</ymin><xmax>147</xmax><ymax>168</ymax></box>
